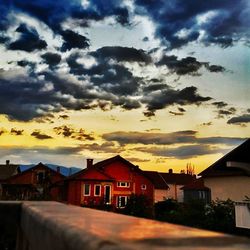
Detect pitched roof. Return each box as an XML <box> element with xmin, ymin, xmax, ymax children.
<box><xmin>160</xmin><ymin>172</ymin><xmax>196</xmax><ymax>185</ymax></box>
<box><xmin>143</xmin><ymin>171</ymin><xmax>169</xmax><ymax>190</ymax></box>
<box><xmin>69</xmin><ymin>155</ymin><xmax>152</xmax><ymax>182</ymax></box>
<box><xmin>7</xmin><ymin>162</ymin><xmax>65</xmax><ymax>181</ymax></box>
<box><xmin>181</xmin><ymin>178</ymin><xmax>210</xmax><ymax>190</ymax></box>
<box><xmin>0</xmin><ymin>164</ymin><xmax>20</xmax><ymax>181</ymax></box>
<box><xmin>199</xmin><ymin>139</ymin><xmax>250</xmax><ymax>177</ymax></box>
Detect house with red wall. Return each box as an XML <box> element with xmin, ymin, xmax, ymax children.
<box><xmin>66</xmin><ymin>155</ymin><xmax>154</xmax><ymax>209</ymax></box>
<box><xmin>2</xmin><ymin>162</ymin><xmax>65</xmax><ymax>200</ymax></box>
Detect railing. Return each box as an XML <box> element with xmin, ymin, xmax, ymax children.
<box><xmin>0</xmin><ymin>201</ymin><xmax>249</xmax><ymax>250</ymax></box>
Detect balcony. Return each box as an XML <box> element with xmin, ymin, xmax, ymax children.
<box><xmin>0</xmin><ymin>201</ymin><xmax>249</xmax><ymax>250</ymax></box>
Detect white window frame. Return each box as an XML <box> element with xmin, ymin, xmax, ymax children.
<box><xmin>84</xmin><ymin>184</ymin><xmax>91</xmax><ymax>196</ymax></box>
<box><xmin>94</xmin><ymin>184</ymin><xmax>101</xmax><ymax>196</ymax></box>
<box><xmin>117</xmin><ymin>196</ymin><xmax>128</xmax><ymax>208</ymax></box>
<box><xmin>117</xmin><ymin>182</ymin><xmax>130</xmax><ymax>188</ymax></box>
<box><xmin>141</xmin><ymin>184</ymin><xmax>147</xmax><ymax>190</ymax></box>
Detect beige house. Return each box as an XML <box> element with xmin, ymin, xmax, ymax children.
<box><xmin>199</xmin><ymin>139</ymin><xmax>250</xmax><ymax>202</ymax></box>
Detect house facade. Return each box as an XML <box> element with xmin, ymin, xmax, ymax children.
<box><xmin>199</xmin><ymin>139</ymin><xmax>250</xmax><ymax>202</ymax></box>
<box><xmin>66</xmin><ymin>155</ymin><xmax>154</xmax><ymax>209</ymax></box>
<box><xmin>2</xmin><ymin>162</ymin><xmax>65</xmax><ymax>200</ymax></box>
<box><xmin>181</xmin><ymin>178</ymin><xmax>211</xmax><ymax>203</ymax></box>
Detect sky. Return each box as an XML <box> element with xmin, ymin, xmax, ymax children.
<box><xmin>0</xmin><ymin>0</ymin><xmax>249</xmax><ymax>173</ymax></box>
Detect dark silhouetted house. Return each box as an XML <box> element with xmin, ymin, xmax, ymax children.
<box><xmin>181</xmin><ymin>178</ymin><xmax>211</xmax><ymax>203</ymax></box>
<box><xmin>1</xmin><ymin>162</ymin><xmax>65</xmax><ymax>200</ymax></box>
<box><xmin>66</xmin><ymin>155</ymin><xmax>154</xmax><ymax>209</ymax></box>
<box><xmin>144</xmin><ymin>169</ymin><xmax>196</xmax><ymax>202</ymax></box>
<box><xmin>0</xmin><ymin>160</ymin><xmax>20</xmax><ymax>198</ymax></box>
<box><xmin>199</xmin><ymin>139</ymin><xmax>250</xmax><ymax>202</ymax></box>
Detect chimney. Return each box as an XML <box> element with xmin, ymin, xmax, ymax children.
<box><xmin>56</xmin><ymin>166</ymin><xmax>60</xmax><ymax>173</ymax></box>
<box><xmin>6</xmin><ymin>160</ymin><xmax>10</xmax><ymax>165</ymax></box>
<box><xmin>87</xmin><ymin>159</ymin><xmax>93</xmax><ymax>168</ymax></box>
<box><xmin>168</xmin><ymin>169</ymin><xmax>173</xmax><ymax>174</ymax></box>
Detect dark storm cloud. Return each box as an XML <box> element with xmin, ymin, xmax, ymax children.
<box><xmin>142</xmin><ymin>86</ymin><xmax>212</xmax><ymax>114</ymax></box>
<box><xmin>135</xmin><ymin>144</ymin><xmax>221</xmax><ymax>159</ymax></box>
<box><xmin>10</xmin><ymin>128</ymin><xmax>24</xmax><ymax>136</ymax></box>
<box><xmin>41</xmin><ymin>52</ymin><xmax>61</xmax><ymax>68</ymax></box>
<box><xmin>212</xmin><ymin>101</ymin><xmax>228</xmax><ymax>108</ymax></box>
<box><xmin>0</xmin><ymin>145</ymin><xmax>84</xmax><ymax>157</ymax></box>
<box><xmin>8</xmin><ymin>23</ymin><xmax>47</xmax><ymax>52</ymax></box>
<box><xmin>103</xmin><ymin>130</ymin><xmax>197</xmax><ymax>145</ymax></box>
<box><xmin>60</xmin><ymin>30</ymin><xmax>90</xmax><ymax>51</ymax></box>
<box><xmin>156</xmin><ymin>55</ymin><xmax>225</xmax><ymax>75</ymax></box>
<box><xmin>0</xmin><ymin>0</ymin><xmax>130</xmax><ymax>33</ymax></box>
<box><xmin>53</xmin><ymin>125</ymin><xmax>95</xmax><ymax>141</ymax></box>
<box><xmin>91</xmin><ymin>46</ymin><xmax>152</xmax><ymax>64</ymax></box>
<box><xmin>103</xmin><ymin>130</ymin><xmax>245</xmax><ymax>146</ymax></box>
<box><xmin>67</xmin><ymin>50</ymin><xmax>143</xmax><ymax>97</ymax></box>
<box><xmin>80</xmin><ymin>142</ymin><xmax>123</xmax><ymax>154</ymax></box>
<box><xmin>227</xmin><ymin>114</ymin><xmax>250</xmax><ymax>125</ymax></box>
<box><xmin>135</xmin><ymin>0</ymin><xmax>250</xmax><ymax>49</ymax></box>
<box><xmin>31</xmin><ymin>130</ymin><xmax>53</xmax><ymax>140</ymax></box>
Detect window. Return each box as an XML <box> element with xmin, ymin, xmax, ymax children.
<box><xmin>84</xmin><ymin>184</ymin><xmax>91</xmax><ymax>196</ymax></box>
<box><xmin>117</xmin><ymin>182</ymin><xmax>130</xmax><ymax>188</ymax></box>
<box><xmin>117</xmin><ymin>196</ymin><xmax>128</xmax><ymax>208</ymax></box>
<box><xmin>141</xmin><ymin>184</ymin><xmax>147</xmax><ymax>190</ymax></box>
<box><xmin>37</xmin><ymin>171</ymin><xmax>45</xmax><ymax>184</ymax></box>
<box><xmin>94</xmin><ymin>185</ymin><xmax>101</xmax><ymax>196</ymax></box>
<box><xmin>199</xmin><ymin>191</ymin><xmax>205</xmax><ymax>199</ymax></box>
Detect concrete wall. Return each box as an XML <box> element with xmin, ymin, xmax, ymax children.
<box><xmin>204</xmin><ymin>176</ymin><xmax>250</xmax><ymax>202</ymax></box>
<box><xmin>0</xmin><ymin>201</ymin><xmax>250</xmax><ymax>250</ymax></box>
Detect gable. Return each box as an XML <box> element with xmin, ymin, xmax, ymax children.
<box><xmin>199</xmin><ymin>139</ymin><xmax>250</xmax><ymax>177</ymax></box>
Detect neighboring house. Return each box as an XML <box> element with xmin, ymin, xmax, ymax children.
<box><xmin>1</xmin><ymin>162</ymin><xmax>65</xmax><ymax>200</ymax></box>
<box><xmin>181</xmin><ymin>178</ymin><xmax>211</xmax><ymax>203</ymax></box>
<box><xmin>0</xmin><ymin>160</ymin><xmax>20</xmax><ymax>198</ymax></box>
<box><xmin>143</xmin><ymin>171</ymin><xmax>169</xmax><ymax>202</ymax></box>
<box><xmin>160</xmin><ymin>169</ymin><xmax>196</xmax><ymax>202</ymax></box>
<box><xmin>199</xmin><ymin>139</ymin><xmax>250</xmax><ymax>202</ymax></box>
<box><xmin>66</xmin><ymin>155</ymin><xmax>154</xmax><ymax>209</ymax></box>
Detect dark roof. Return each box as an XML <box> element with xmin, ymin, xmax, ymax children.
<box><xmin>181</xmin><ymin>178</ymin><xmax>210</xmax><ymax>190</ymax></box>
<box><xmin>7</xmin><ymin>162</ymin><xmax>65</xmax><ymax>181</ymax></box>
<box><xmin>160</xmin><ymin>172</ymin><xmax>196</xmax><ymax>185</ymax></box>
<box><xmin>0</xmin><ymin>164</ymin><xmax>20</xmax><ymax>181</ymax></box>
<box><xmin>199</xmin><ymin>139</ymin><xmax>250</xmax><ymax>177</ymax></box>
<box><xmin>69</xmin><ymin>155</ymin><xmax>152</xmax><ymax>182</ymax></box>
<box><xmin>143</xmin><ymin>171</ymin><xmax>169</xmax><ymax>190</ymax></box>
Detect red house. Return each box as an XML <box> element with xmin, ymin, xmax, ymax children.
<box><xmin>2</xmin><ymin>162</ymin><xmax>65</xmax><ymax>200</ymax></box>
<box><xmin>66</xmin><ymin>155</ymin><xmax>154</xmax><ymax>209</ymax></box>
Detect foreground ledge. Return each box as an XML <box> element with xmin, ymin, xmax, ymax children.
<box><xmin>1</xmin><ymin>201</ymin><xmax>250</xmax><ymax>250</ymax></box>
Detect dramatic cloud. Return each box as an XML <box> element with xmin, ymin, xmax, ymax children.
<box><xmin>103</xmin><ymin>130</ymin><xmax>197</xmax><ymax>145</ymax></box>
<box><xmin>31</xmin><ymin>130</ymin><xmax>53</xmax><ymax>140</ymax></box>
<box><xmin>157</xmin><ymin>55</ymin><xmax>225</xmax><ymax>75</ymax></box>
<box><xmin>142</xmin><ymin>86</ymin><xmax>212</xmax><ymax>114</ymax></box>
<box><xmin>10</xmin><ymin>128</ymin><xmax>24</xmax><ymax>136</ymax></box>
<box><xmin>135</xmin><ymin>144</ymin><xmax>221</xmax><ymax>159</ymax></box>
<box><xmin>212</xmin><ymin>101</ymin><xmax>228</xmax><ymax>108</ymax></box>
<box><xmin>103</xmin><ymin>130</ymin><xmax>245</xmax><ymax>147</ymax></box>
<box><xmin>91</xmin><ymin>46</ymin><xmax>152</xmax><ymax>64</ymax></box>
<box><xmin>227</xmin><ymin>114</ymin><xmax>250</xmax><ymax>125</ymax></box>
<box><xmin>8</xmin><ymin>24</ymin><xmax>47</xmax><ymax>52</ymax></box>
<box><xmin>60</xmin><ymin>30</ymin><xmax>90</xmax><ymax>51</ymax></box>
<box><xmin>79</xmin><ymin>142</ymin><xmax>123</xmax><ymax>154</ymax></box>
<box><xmin>53</xmin><ymin>125</ymin><xmax>95</xmax><ymax>141</ymax></box>
<box><xmin>41</xmin><ymin>52</ymin><xmax>61</xmax><ymax>68</ymax></box>
<box><xmin>135</xmin><ymin>0</ymin><xmax>250</xmax><ymax>48</ymax></box>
